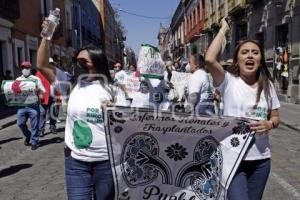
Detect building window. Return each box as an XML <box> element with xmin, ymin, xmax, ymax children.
<box><xmin>41</xmin><ymin>0</ymin><xmax>53</xmax><ymax>17</ymax></box>
<box><xmin>29</xmin><ymin>49</ymin><xmax>37</xmax><ymax>68</ymax></box>
<box><xmin>191</xmin><ymin>13</ymin><xmax>194</xmax><ymax>29</ymax></box>
<box><xmin>210</xmin><ymin>0</ymin><xmax>214</xmax><ymax>15</ymax></box>
<box><xmin>198</xmin><ymin>4</ymin><xmax>201</xmax><ymax>21</ymax></box>
<box><xmin>255</xmin><ymin>32</ymin><xmax>264</xmax><ymax>48</ymax></box>
<box><xmin>195</xmin><ymin>7</ymin><xmax>198</xmax><ymax>25</ymax></box>
<box><xmin>235</xmin><ymin>23</ymin><xmax>247</xmax><ymax>43</ymax></box>
<box><xmin>17</xmin><ymin>47</ymin><xmax>23</xmax><ymax>67</ymax></box>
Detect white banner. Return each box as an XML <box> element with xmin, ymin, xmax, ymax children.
<box><xmin>105</xmin><ymin>107</ymin><xmax>254</xmax><ymax>200</ymax></box>
<box><xmin>1</xmin><ymin>80</ymin><xmax>39</xmax><ymax>106</ymax></box>
<box><xmin>137</xmin><ymin>44</ymin><xmax>165</xmax><ymax>79</ymax></box>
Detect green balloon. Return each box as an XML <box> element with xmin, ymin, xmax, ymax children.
<box><xmin>73</xmin><ymin>120</ymin><xmax>93</xmax><ymax>149</ymax></box>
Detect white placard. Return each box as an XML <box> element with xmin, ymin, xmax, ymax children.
<box><xmin>137</xmin><ymin>44</ymin><xmax>165</xmax><ymax>79</ymax></box>
<box><xmin>1</xmin><ymin>80</ymin><xmax>39</xmax><ymax>106</ymax></box>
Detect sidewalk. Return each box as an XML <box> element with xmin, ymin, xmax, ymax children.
<box><xmin>0</xmin><ymin>102</ymin><xmax>299</xmax><ymax>131</ymax></box>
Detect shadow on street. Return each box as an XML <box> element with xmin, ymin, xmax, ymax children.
<box><xmin>0</xmin><ymin>137</ymin><xmax>22</xmax><ymax>145</ymax></box>
<box><xmin>38</xmin><ymin>137</ymin><xmax>64</xmax><ymax>147</ymax></box>
<box><xmin>0</xmin><ymin>164</ymin><xmax>33</xmax><ymax>178</ymax></box>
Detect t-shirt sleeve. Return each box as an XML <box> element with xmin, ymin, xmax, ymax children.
<box><xmin>217</xmin><ymin>71</ymin><xmax>230</xmax><ymax>95</ymax></box>
<box><xmin>188</xmin><ymin>70</ymin><xmax>206</xmax><ymax>94</ymax></box>
<box><xmin>269</xmin><ymin>81</ymin><xmax>280</xmax><ymax>110</ymax></box>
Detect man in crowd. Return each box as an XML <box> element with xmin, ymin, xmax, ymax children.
<box><xmin>15</xmin><ymin>61</ymin><xmax>45</xmax><ymax>150</ymax></box>
<box><xmin>36</xmin><ymin>58</ymin><xmax>60</xmax><ymax>137</ymax></box>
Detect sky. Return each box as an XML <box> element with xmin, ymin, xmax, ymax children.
<box><xmin>109</xmin><ymin>0</ymin><xmax>181</xmax><ymax>56</ymax></box>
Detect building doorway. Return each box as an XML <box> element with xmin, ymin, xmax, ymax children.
<box><xmin>29</xmin><ymin>49</ymin><xmax>37</xmax><ymax>74</ymax></box>
<box><xmin>276</xmin><ymin>23</ymin><xmax>288</xmax><ymax>47</ymax></box>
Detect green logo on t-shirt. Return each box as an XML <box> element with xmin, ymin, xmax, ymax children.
<box><xmin>86</xmin><ymin>107</ymin><xmax>103</xmax><ymax>123</ymax></box>
<box><xmin>73</xmin><ymin>120</ymin><xmax>93</xmax><ymax>149</ymax></box>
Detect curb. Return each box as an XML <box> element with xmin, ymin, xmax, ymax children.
<box><xmin>280</xmin><ymin>121</ymin><xmax>300</xmax><ymax>132</ymax></box>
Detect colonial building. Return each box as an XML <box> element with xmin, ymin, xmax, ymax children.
<box><xmin>167</xmin><ymin>0</ymin><xmax>300</xmax><ymax>103</ymax></box>
<box><xmin>184</xmin><ymin>0</ymin><xmax>206</xmax><ymax>56</ymax></box>
<box><xmin>0</xmin><ymin>0</ymin><xmax>19</xmax><ymax>83</ymax></box>
<box><xmin>170</xmin><ymin>1</ymin><xmax>185</xmax><ymax>60</ymax></box>
<box><xmin>100</xmin><ymin>0</ymin><xmax>125</xmax><ymax>67</ymax></box>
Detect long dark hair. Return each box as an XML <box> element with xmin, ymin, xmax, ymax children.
<box><xmin>74</xmin><ymin>46</ymin><xmax>113</xmax><ymax>84</ymax></box>
<box><xmin>226</xmin><ymin>39</ymin><xmax>272</xmax><ymax>108</ymax></box>
<box><xmin>191</xmin><ymin>53</ymin><xmax>205</xmax><ymax>70</ymax></box>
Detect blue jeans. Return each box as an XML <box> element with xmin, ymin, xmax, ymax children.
<box><xmin>227</xmin><ymin>158</ymin><xmax>271</xmax><ymax>200</ymax></box>
<box><xmin>39</xmin><ymin>97</ymin><xmax>58</xmax><ymax>130</ymax></box>
<box><xmin>65</xmin><ymin>154</ymin><xmax>115</xmax><ymax>200</ymax></box>
<box><xmin>17</xmin><ymin>105</ymin><xmax>40</xmax><ymax>145</ymax></box>
<box><xmin>196</xmin><ymin>104</ymin><xmax>215</xmax><ymax>116</ymax></box>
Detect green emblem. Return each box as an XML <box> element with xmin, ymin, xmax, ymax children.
<box><xmin>73</xmin><ymin>120</ymin><xmax>93</xmax><ymax>149</ymax></box>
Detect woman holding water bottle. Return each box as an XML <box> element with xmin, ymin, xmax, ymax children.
<box><xmin>37</xmin><ymin>11</ymin><xmax>115</xmax><ymax>200</ymax></box>
<box><xmin>205</xmin><ymin>17</ymin><xmax>280</xmax><ymax>200</ymax></box>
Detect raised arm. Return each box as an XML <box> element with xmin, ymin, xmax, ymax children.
<box><xmin>37</xmin><ymin>21</ymin><xmax>56</xmax><ymax>83</ymax></box>
<box><xmin>205</xmin><ymin>17</ymin><xmax>230</xmax><ymax>86</ymax></box>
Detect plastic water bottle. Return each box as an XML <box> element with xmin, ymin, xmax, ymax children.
<box><xmin>41</xmin><ymin>8</ymin><xmax>60</xmax><ymax>40</ymax></box>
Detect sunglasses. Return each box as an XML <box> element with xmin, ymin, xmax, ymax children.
<box><xmin>74</xmin><ymin>58</ymin><xmax>93</xmax><ymax>69</ymax></box>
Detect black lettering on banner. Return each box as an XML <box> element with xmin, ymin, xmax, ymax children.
<box><xmin>143</xmin><ymin>185</ymin><xmax>197</xmax><ymax>200</ymax></box>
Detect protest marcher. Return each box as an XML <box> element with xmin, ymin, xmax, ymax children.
<box><xmin>36</xmin><ymin>58</ymin><xmax>61</xmax><ymax>136</ymax></box>
<box><xmin>37</xmin><ymin>21</ymin><xmax>115</xmax><ymax>199</ymax></box>
<box><xmin>16</xmin><ymin>61</ymin><xmax>45</xmax><ymax>150</ymax></box>
<box><xmin>131</xmin><ymin>79</ymin><xmax>150</xmax><ymax>108</ymax></box>
<box><xmin>174</xmin><ymin>61</ymin><xmax>181</xmax><ymax>72</ymax></box>
<box><xmin>114</xmin><ymin>62</ymin><xmax>131</xmax><ymax>106</ymax></box>
<box><xmin>164</xmin><ymin>60</ymin><xmax>174</xmax><ymax>82</ymax></box>
<box><xmin>187</xmin><ymin>53</ymin><xmax>215</xmax><ymax>115</ymax></box>
<box><xmin>274</xmin><ymin>47</ymin><xmax>283</xmax><ymax>82</ymax></box>
<box><xmin>4</xmin><ymin>70</ymin><xmax>13</xmax><ymax>80</ymax></box>
<box><xmin>205</xmin><ymin>17</ymin><xmax>280</xmax><ymax>200</ymax></box>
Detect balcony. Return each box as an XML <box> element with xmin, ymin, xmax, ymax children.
<box><xmin>0</xmin><ymin>0</ymin><xmax>20</xmax><ymax>21</ymax></box>
<box><xmin>228</xmin><ymin>0</ymin><xmax>247</xmax><ymax>15</ymax></box>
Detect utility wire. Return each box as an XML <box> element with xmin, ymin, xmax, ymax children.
<box><xmin>118</xmin><ymin>9</ymin><xmax>170</xmax><ymax>20</ymax></box>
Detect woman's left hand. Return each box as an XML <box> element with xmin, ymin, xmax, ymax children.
<box><xmin>101</xmin><ymin>100</ymin><xmax>114</xmax><ymax>109</ymax></box>
<box><xmin>248</xmin><ymin>120</ymin><xmax>273</xmax><ymax>133</ymax></box>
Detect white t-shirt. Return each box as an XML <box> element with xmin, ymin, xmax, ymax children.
<box><xmin>218</xmin><ymin>72</ymin><xmax>280</xmax><ymax>160</ymax></box>
<box><xmin>64</xmin><ymin>80</ymin><xmax>112</xmax><ymax>162</ymax></box>
<box><xmin>114</xmin><ymin>70</ymin><xmax>130</xmax><ymax>106</ymax></box>
<box><xmin>188</xmin><ymin>69</ymin><xmax>214</xmax><ymax>107</ymax></box>
<box><xmin>114</xmin><ymin>70</ymin><xmax>127</xmax><ymax>84</ymax></box>
<box><xmin>131</xmin><ymin>91</ymin><xmax>150</xmax><ymax>108</ymax></box>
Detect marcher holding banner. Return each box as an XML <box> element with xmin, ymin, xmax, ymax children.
<box><xmin>37</xmin><ymin>20</ymin><xmax>115</xmax><ymax>200</ymax></box>
<box><xmin>15</xmin><ymin>61</ymin><xmax>46</xmax><ymax>150</ymax></box>
<box><xmin>205</xmin><ymin>17</ymin><xmax>280</xmax><ymax>200</ymax></box>
<box><xmin>187</xmin><ymin>53</ymin><xmax>215</xmax><ymax>115</ymax></box>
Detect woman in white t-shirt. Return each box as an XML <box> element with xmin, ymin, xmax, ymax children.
<box><xmin>37</xmin><ymin>23</ymin><xmax>114</xmax><ymax>199</ymax></box>
<box><xmin>187</xmin><ymin>53</ymin><xmax>215</xmax><ymax>115</ymax></box>
<box><xmin>205</xmin><ymin>18</ymin><xmax>280</xmax><ymax>200</ymax></box>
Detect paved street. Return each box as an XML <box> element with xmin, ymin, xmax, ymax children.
<box><xmin>0</xmin><ymin>123</ymin><xmax>66</xmax><ymax>200</ymax></box>
<box><xmin>0</xmin><ymin>107</ymin><xmax>299</xmax><ymax>200</ymax></box>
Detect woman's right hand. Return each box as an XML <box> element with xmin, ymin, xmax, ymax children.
<box><xmin>220</xmin><ymin>17</ymin><xmax>230</xmax><ymax>34</ymax></box>
<box><xmin>41</xmin><ymin>19</ymin><xmax>49</xmax><ymax>31</ymax></box>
